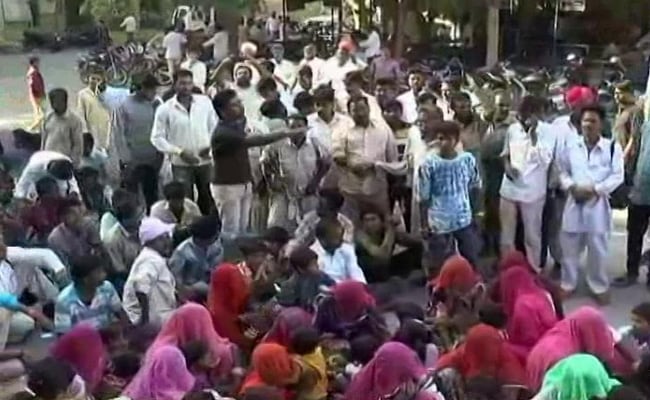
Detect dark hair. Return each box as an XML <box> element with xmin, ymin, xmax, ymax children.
<box><xmin>478</xmin><ymin>301</ymin><xmax>507</xmax><ymax>329</ymax></box>
<box><xmin>318</xmin><ymin>188</ymin><xmax>344</xmax><ymax>211</ymax></box>
<box><xmin>241</xmin><ymin>386</ymin><xmax>284</xmax><ymax>400</ymax></box>
<box><xmin>293</xmin><ymin>92</ymin><xmax>314</xmax><ymax>113</ymax></box>
<box><xmin>27</xmin><ymin>357</ymin><xmax>76</xmax><ymax>400</ymax></box>
<box><xmin>257</xmin><ymin>77</ymin><xmax>278</xmax><ymax>96</ymax></box>
<box><xmin>179</xmin><ymin>340</ymin><xmax>208</xmax><ymax>366</ymax></box>
<box><xmin>289</xmin><ymin>246</ymin><xmax>318</xmax><ymax>271</ymax></box>
<box><xmin>312</xmin><ymin>85</ymin><xmax>335</xmax><ymax>104</ymax></box>
<box><xmin>375</xmin><ymin>77</ymin><xmax>396</xmax><ymax>87</ymax></box>
<box><xmin>350</xmin><ymin>334</ymin><xmax>382</xmax><ymax>364</ymax></box>
<box><xmin>383</xmin><ymin>99</ymin><xmax>403</xmax><ymax>114</ymax></box>
<box><xmin>518</xmin><ymin>95</ymin><xmax>545</xmax><ymax>116</ymax></box>
<box><xmin>28</xmin><ymin>55</ymin><xmax>39</xmax><ymax>66</ymax></box>
<box><xmin>358</xmin><ymin>203</ymin><xmax>385</xmax><ymax>221</ymax></box>
<box><xmin>211</xmin><ymin>89</ymin><xmax>237</xmax><ymax>118</ymax></box>
<box><xmin>579</xmin><ymin>103</ymin><xmax>606</xmax><ymax>121</ymax></box>
<box><xmin>465</xmin><ymin>376</ymin><xmax>503</xmax><ymax>400</ymax></box>
<box><xmin>607</xmin><ymin>385</ymin><xmax>646</xmax><ymax>400</ymax></box>
<box><xmin>315</xmin><ymin>218</ymin><xmax>342</xmax><ymax>240</ymax></box>
<box><xmin>126</xmin><ymin>323</ymin><xmax>160</xmax><ymax>353</ymax></box>
<box><xmin>416</xmin><ymin>92</ymin><xmax>437</xmax><ymax>105</ymax></box>
<box><xmin>263</xmin><ymin>226</ymin><xmax>291</xmax><ymax>245</ymax></box>
<box><xmin>450</xmin><ymin>92</ymin><xmax>471</xmax><ymax>109</ymax></box>
<box><xmin>182</xmin><ymin>392</ymin><xmax>214</xmax><ymax>400</ymax></box>
<box><xmin>344</xmin><ymin>70</ymin><xmax>365</xmax><ymax>86</ymax></box>
<box><xmin>188</xmin><ymin>215</ymin><xmax>220</xmax><ymax>240</ymax></box>
<box><xmin>70</xmin><ymin>255</ymin><xmax>104</xmax><ymax>283</ymax></box>
<box><xmin>111</xmin><ymin>189</ymin><xmax>139</xmax><ymax>220</ymax></box>
<box><xmin>48</xmin><ymin>88</ymin><xmax>68</xmax><ymax>101</ymax></box>
<box><xmin>110</xmin><ymin>351</ymin><xmax>141</xmax><ymax>378</ymax></box>
<box><xmin>289</xmin><ymin>326</ymin><xmax>320</xmax><ymax>355</ymax></box>
<box><xmin>390</xmin><ymin>301</ymin><xmax>425</xmax><ymax>322</ymax></box>
<box><xmin>163</xmin><ymin>181</ymin><xmax>186</xmax><ymax>201</ymax></box>
<box><xmin>432</xmin><ymin>121</ymin><xmax>460</xmax><ymax>139</ymax></box>
<box><xmin>288</xmin><ymin>113</ymin><xmax>308</xmax><ymax>126</ymax></box>
<box><xmin>393</xmin><ymin>319</ymin><xmax>431</xmax><ymax>357</ymax></box>
<box><xmin>46</xmin><ymin>159</ymin><xmax>74</xmax><ymax>180</ymax></box>
<box><xmin>298</xmin><ymin>65</ymin><xmax>313</xmax><ymax>78</ymax></box>
<box><xmin>260</xmin><ymin>99</ymin><xmax>288</xmax><ymax>120</ymax></box>
<box><xmin>347</xmin><ymin>95</ymin><xmax>369</xmax><ymax>112</ymax></box>
<box><xmin>35</xmin><ymin>176</ymin><xmax>58</xmax><ymax>197</ymax></box>
<box><xmin>237</xmin><ymin>238</ymin><xmax>268</xmax><ymax>256</ymax></box>
<box><xmin>173</xmin><ymin>69</ymin><xmax>194</xmax><ymax>83</ymax></box>
<box><xmin>139</xmin><ymin>73</ymin><xmax>159</xmax><ymax>90</ymax></box>
<box><xmin>57</xmin><ymin>197</ymin><xmax>83</xmax><ymax>219</ymax></box>
<box><xmin>632</xmin><ymin>302</ymin><xmax>650</xmax><ymax>323</ymax></box>
<box><xmin>261</xmin><ymin>60</ymin><xmax>275</xmax><ymax>74</ymax></box>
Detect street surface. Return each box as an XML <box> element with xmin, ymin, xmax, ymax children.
<box><xmin>0</xmin><ymin>49</ymin><xmax>648</xmax><ymax>336</ymax></box>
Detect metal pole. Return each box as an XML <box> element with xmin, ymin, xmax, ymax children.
<box><xmin>552</xmin><ymin>0</ymin><xmax>560</xmax><ymax>61</ymax></box>
<box><xmin>281</xmin><ymin>0</ymin><xmax>286</xmax><ymax>43</ymax></box>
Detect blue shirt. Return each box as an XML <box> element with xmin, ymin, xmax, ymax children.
<box><xmin>417</xmin><ymin>151</ymin><xmax>481</xmax><ymax>233</ymax></box>
<box><xmin>168</xmin><ymin>237</ymin><xmax>224</xmax><ymax>286</ymax></box>
<box><xmin>54</xmin><ymin>280</ymin><xmax>121</xmax><ymax>333</ymax></box>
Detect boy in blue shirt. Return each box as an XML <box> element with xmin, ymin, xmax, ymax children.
<box><xmin>417</xmin><ymin>120</ymin><xmax>482</xmax><ymax>270</ymax></box>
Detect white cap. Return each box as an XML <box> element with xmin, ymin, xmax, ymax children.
<box><xmin>138</xmin><ymin>217</ymin><xmax>175</xmax><ymax>245</ymax></box>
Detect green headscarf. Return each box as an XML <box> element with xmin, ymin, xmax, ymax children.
<box><xmin>538</xmin><ymin>354</ymin><xmax>620</xmax><ymax>400</ymax></box>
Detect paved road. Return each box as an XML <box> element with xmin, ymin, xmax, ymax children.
<box><xmin>0</xmin><ymin>49</ymin><xmax>647</xmax><ymax>330</ymax></box>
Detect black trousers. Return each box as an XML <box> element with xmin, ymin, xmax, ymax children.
<box><xmin>123</xmin><ymin>163</ymin><xmax>160</xmax><ymax>211</ymax></box>
<box><xmin>171</xmin><ymin>164</ymin><xmax>215</xmax><ymax>215</ymax></box>
<box><xmin>626</xmin><ymin>204</ymin><xmax>650</xmax><ymax>279</ymax></box>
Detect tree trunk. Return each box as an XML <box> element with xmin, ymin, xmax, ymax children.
<box><xmin>486</xmin><ymin>2</ymin><xmax>499</xmax><ymax>66</ymax></box>
<box><xmin>393</xmin><ymin>0</ymin><xmax>407</xmax><ymax>57</ymax></box>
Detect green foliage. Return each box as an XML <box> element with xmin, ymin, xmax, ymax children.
<box><xmin>81</xmin><ymin>0</ymin><xmax>138</xmax><ymax>25</ymax></box>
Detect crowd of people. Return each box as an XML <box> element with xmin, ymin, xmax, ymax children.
<box><xmin>5</xmin><ymin>12</ymin><xmax>650</xmax><ymax>400</ymax></box>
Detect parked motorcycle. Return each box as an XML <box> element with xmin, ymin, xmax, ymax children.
<box><xmin>23</xmin><ymin>30</ymin><xmax>64</xmax><ymax>52</ymax></box>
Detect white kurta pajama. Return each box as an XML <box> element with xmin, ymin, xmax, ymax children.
<box><xmin>558</xmin><ymin>136</ymin><xmax>624</xmax><ymax>294</ymax></box>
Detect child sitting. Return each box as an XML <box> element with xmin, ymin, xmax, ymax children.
<box><xmin>180</xmin><ymin>340</ymin><xmax>215</xmax><ymax>391</ymax></box>
<box><xmin>277</xmin><ymin>246</ymin><xmax>335</xmax><ymax>312</ymax></box>
<box><xmin>96</xmin><ymin>351</ymin><xmax>141</xmax><ymax>399</ymax></box>
<box><xmin>27</xmin><ymin>357</ymin><xmax>90</xmax><ymax>400</ymax></box>
<box><xmin>289</xmin><ymin>327</ymin><xmax>328</xmax><ymax>400</ymax></box>
<box><xmin>76</xmin><ymin>166</ymin><xmax>111</xmax><ymax>217</ymax></box>
<box><xmin>20</xmin><ymin>176</ymin><xmax>63</xmax><ymax>244</ymax></box>
<box><xmin>80</xmin><ymin>132</ymin><xmax>108</xmax><ymax>176</ymax></box>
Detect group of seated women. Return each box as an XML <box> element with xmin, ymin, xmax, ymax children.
<box><xmin>8</xmin><ymin>249</ymin><xmax>650</xmax><ymax>400</ymax></box>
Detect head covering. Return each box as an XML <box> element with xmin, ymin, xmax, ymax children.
<box><xmin>50</xmin><ymin>324</ymin><xmax>107</xmax><ymax>391</ymax></box>
<box><xmin>538</xmin><ymin>354</ymin><xmax>620</xmax><ymax>400</ymax></box>
<box><xmin>262</xmin><ymin>307</ymin><xmax>313</xmax><ymax>347</ymax></box>
<box><xmin>332</xmin><ymin>281</ymin><xmax>376</xmax><ymax>322</ymax></box>
<box><xmin>436</xmin><ymin>324</ymin><xmax>526</xmax><ymax>386</ymax></box>
<box><xmin>498</xmin><ymin>249</ymin><xmax>532</xmax><ymax>273</ymax></box>
<box><xmin>208</xmin><ymin>262</ymin><xmax>252</xmax><ymax>347</ymax></box>
<box><xmin>499</xmin><ymin>266</ymin><xmax>546</xmax><ymax>316</ymax></box>
<box><xmin>123</xmin><ymin>345</ymin><xmax>195</xmax><ymax>400</ymax></box>
<box><xmin>338</xmin><ymin>37</ymin><xmax>355</xmax><ymax>53</ymax></box>
<box><xmin>526</xmin><ymin>306</ymin><xmax>618</xmax><ymax>391</ymax></box>
<box><xmin>344</xmin><ymin>342</ymin><xmax>437</xmax><ymax>400</ymax></box>
<box><xmin>565</xmin><ymin>86</ymin><xmax>596</xmax><ymax>109</ymax></box>
<box><xmin>251</xmin><ymin>343</ymin><xmax>299</xmax><ymax>387</ymax></box>
<box><xmin>432</xmin><ymin>255</ymin><xmax>479</xmax><ymax>293</ymax></box>
<box><xmin>149</xmin><ymin>303</ymin><xmax>235</xmax><ymax>377</ymax></box>
<box><xmin>139</xmin><ymin>216</ymin><xmax>174</xmax><ymax>245</ymax></box>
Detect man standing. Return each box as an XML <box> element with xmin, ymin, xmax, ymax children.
<box><xmin>151</xmin><ymin>69</ymin><xmax>217</xmax><ymax>215</ymax></box>
<box><xmin>299</xmin><ymin>44</ymin><xmax>325</xmax><ymax>85</ymax></box>
<box><xmin>162</xmin><ymin>24</ymin><xmax>187</xmax><ymax>77</ymax></box>
<box><xmin>500</xmin><ymin>96</ymin><xmax>555</xmax><ymax>270</ymax></box>
<box><xmin>558</xmin><ymin>104</ymin><xmax>623</xmax><ymax>304</ymax></box>
<box><xmin>333</xmin><ymin>96</ymin><xmax>398</xmax><ymax>218</ymax></box>
<box><xmin>180</xmin><ymin>48</ymin><xmax>208</xmax><ymax>92</ymax></box>
<box><xmin>480</xmin><ymin>90</ymin><xmax>512</xmax><ymax>255</ymax></box>
<box><xmin>202</xmin><ymin>24</ymin><xmax>228</xmax><ymax>64</ymax></box>
<box><xmin>120</xmin><ymin>14</ymin><xmax>138</xmax><ymax>43</ymax></box>
<box><xmin>41</xmin><ymin>88</ymin><xmax>83</xmax><ymax>165</ymax></box>
<box><xmin>270</xmin><ymin>43</ymin><xmax>297</xmax><ymax>90</ymax></box>
<box><xmin>26</xmin><ymin>56</ymin><xmax>46</xmax><ymax>131</ymax></box>
<box><xmin>110</xmin><ymin>74</ymin><xmax>161</xmax><ymax>209</ymax></box>
<box><xmin>397</xmin><ymin>69</ymin><xmax>426</xmax><ymax>124</ymax></box>
<box><xmin>210</xmin><ymin>89</ymin><xmax>306</xmax><ymax>237</ymax></box>
<box><xmin>77</xmin><ymin>71</ymin><xmax>110</xmax><ymax>151</ymax></box>
<box><xmin>613</xmin><ymin>81</ymin><xmax>643</xmax><ymax>166</ymax></box>
<box><xmin>265</xmin><ymin>12</ymin><xmax>279</xmax><ymax>40</ymax></box>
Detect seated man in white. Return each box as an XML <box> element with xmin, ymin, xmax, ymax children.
<box><xmin>310</xmin><ymin>218</ymin><xmax>366</xmax><ymax>283</ymax></box>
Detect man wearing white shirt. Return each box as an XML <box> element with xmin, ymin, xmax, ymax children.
<box><xmin>557</xmin><ymin>104</ymin><xmax>624</xmax><ymax>304</ymax></box>
<box><xmin>15</xmin><ymin>151</ymin><xmax>79</xmax><ymax>201</ymax></box>
<box><xmin>270</xmin><ymin>43</ymin><xmax>297</xmax><ymax>89</ymax></box>
<box><xmin>180</xmin><ymin>49</ymin><xmax>207</xmax><ymax>92</ymax></box>
<box><xmin>500</xmin><ymin>97</ymin><xmax>555</xmax><ymax>271</ymax></box>
<box><xmin>120</xmin><ymin>15</ymin><xmax>137</xmax><ymax>42</ymax></box>
<box><xmin>265</xmin><ymin>12</ymin><xmax>280</xmax><ymax>40</ymax></box>
<box><xmin>203</xmin><ymin>25</ymin><xmax>228</xmax><ymax>63</ymax></box>
<box><xmin>397</xmin><ymin>69</ymin><xmax>427</xmax><ymax>124</ymax></box>
<box><xmin>358</xmin><ymin>27</ymin><xmax>381</xmax><ymax>62</ymax></box>
<box><xmin>321</xmin><ymin>45</ymin><xmax>366</xmax><ymax>94</ymax></box>
<box><xmin>162</xmin><ymin>25</ymin><xmax>187</xmax><ymax>77</ymax></box>
<box><xmin>310</xmin><ymin>219</ymin><xmax>366</xmax><ymax>283</ymax></box>
<box><xmin>150</xmin><ymin>70</ymin><xmax>218</xmax><ymax>214</ymax></box>
<box><xmin>300</xmin><ymin>44</ymin><xmax>326</xmax><ymax>85</ymax></box>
